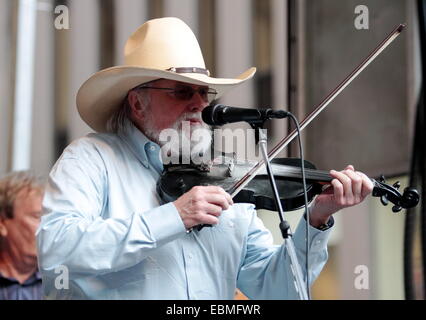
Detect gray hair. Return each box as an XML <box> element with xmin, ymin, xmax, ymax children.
<box><xmin>106</xmin><ymin>86</ymin><xmax>152</xmax><ymax>133</ymax></box>
<box><xmin>0</xmin><ymin>171</ymin><xmax>44</xmax><ymax>220</ymax></box>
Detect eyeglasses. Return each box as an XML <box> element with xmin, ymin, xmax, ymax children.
<box><xmin>138</xmin><ymin>84</ymin><xmax>217</xmax><ymax>103</ymax></box>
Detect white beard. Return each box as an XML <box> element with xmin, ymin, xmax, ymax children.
<box><xmin>142</xmin><ymin>111</ymin><xmax>212</xmax><ymax>165</ymax></box>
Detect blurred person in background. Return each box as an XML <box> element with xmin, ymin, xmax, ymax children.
<box><xmin>0</xmin><ymin>171</ymin><xmax>44</xmax><ymax>300</ymax></box>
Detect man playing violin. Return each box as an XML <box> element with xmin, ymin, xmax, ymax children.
<box><xmin>36</xmin><ymin>17</ymin><xmax>373</xmax><ymax>299</ymax></box>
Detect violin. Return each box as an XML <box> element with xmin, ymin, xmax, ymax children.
<box><xmin>157</xmin><ymin>155</ymin><xmax>420</xmax><ymax>213</ymax></box>
<box><xmin>156</xmin><ymin>23</ymin><xmax>419</xmax><ymax>218</ymax></box>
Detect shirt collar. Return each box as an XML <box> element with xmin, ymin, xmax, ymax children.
<box><xmin>118</xmin><ymin>119</ymin><xmax>160</xmax><ymax>169</ymax></box>
<box><xmin>0</xmin><ymin>270</ymin><xmax>42</xmax><ymax>285</ymax></box>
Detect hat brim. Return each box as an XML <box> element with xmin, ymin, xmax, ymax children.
<box><xmin>77</xmin><ymin>66</ymin><xmax>257</xmax><ymax>132</ymax></box>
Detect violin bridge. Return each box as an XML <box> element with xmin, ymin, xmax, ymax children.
<box><xmin>227</xmin><ymin>158</ymin><xmax>235</xmax><ymax>177</ymax></box>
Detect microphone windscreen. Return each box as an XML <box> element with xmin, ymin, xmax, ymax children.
<box><xmin>202</xmin><ymin>104</ymin><xmax>221</xmax><ymax>125</ymax></box>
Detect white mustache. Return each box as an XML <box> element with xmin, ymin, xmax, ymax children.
<box><xmin>182</xmin><ymin>112</ymin><xmax>202</xmax><ymax>122</ymax></box>
<box><xmin>174</xmin><ymin>112</ymin><xmax>209</xmax><ymax>130</ymax></box>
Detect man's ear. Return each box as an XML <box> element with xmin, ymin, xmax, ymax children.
<box><xmin>128</xmin><ymin>91</ymin><xmax>144</xmax><ymax>121</ymax></box>
<box><xmin>0</xmin><ymin>217</ymin><xmax>8</xmax><ymax>237</ymax></box>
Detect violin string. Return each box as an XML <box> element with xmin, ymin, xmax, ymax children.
<box><xmin>270</xmin><ymin>165</ymin><xmax>332</xmax><ymax>182</ymax></box>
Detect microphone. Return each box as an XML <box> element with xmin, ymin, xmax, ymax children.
<box><xmin>202</xmin><ymin>104</ymin><xmax>289</xmax><ymax>126</ymax></box>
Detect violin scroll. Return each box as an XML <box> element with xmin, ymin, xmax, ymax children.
<box><xmin>401</xmin><ymin>187</ymin><xmax>420</xmax><ymax>210</ymax></box>
<box><xmin>372</xmin><ymin>175</ymin><xmax>419</xmax><ymax>212</ymax></box>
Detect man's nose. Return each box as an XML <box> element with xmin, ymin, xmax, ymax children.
<box><xmin>187</xmin><ymin>91</ymin><xmax>208</xmax><ymax>112</ymax></box>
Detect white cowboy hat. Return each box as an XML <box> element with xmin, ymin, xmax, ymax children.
<box><xmin>76</xmin><ymin>17</ymin><xmax>256</xmax><ymax>132</ymax></box>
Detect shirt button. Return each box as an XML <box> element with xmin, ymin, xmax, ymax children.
<box><xmin>150</xmin><ymin>145</ymin><xmax>156</xmax><ymax>151</ymax></box>
<box><xmin>188</xmin><ymin>254</ymin><xmax>193</xmax><ymax>260</ymax></box>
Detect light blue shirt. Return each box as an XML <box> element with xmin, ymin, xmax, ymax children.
<box><xmin>36</xmin><ymin>121</ymin><xmax>332</xmax><ymax>300</ymax></box>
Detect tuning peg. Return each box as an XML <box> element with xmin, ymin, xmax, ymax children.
<box><xmin>392</xmin><ymin>205</ymin><xmax>402</xmax><ymax>213</ymax></box>
<box><xmin>379</xmin><ymin>174</ymin><xmax>386</xmax><ymax>183</ymax></box>
<box><xmin>380</xmin><ymin>195</ymin><xmax>389</xmax><ymax>206</ymax></box>
<box><xmin>177</xmin><ymin>177</ymin><xmax>187</xmax><ymax>192</ymax></box>
<box><xmin>393</xmin><ymin>181</ymin><xmax>401</xmax><ymax>189</ymax></box>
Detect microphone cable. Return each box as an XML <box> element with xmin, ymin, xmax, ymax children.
<box><xmin>285</xmin><ymin>112</ymin><xmax>311</xmax><ymax>300</ymax></box>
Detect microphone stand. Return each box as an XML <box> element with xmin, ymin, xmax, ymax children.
<box><xmin>252</xmin><ymin>123</ymin><xmax>309</xmax><ymax>300</ymax></box>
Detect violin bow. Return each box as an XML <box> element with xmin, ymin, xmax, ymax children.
<box><xmin>230</xmin><ymin>23</ymin><xmax>406</xmax><ymax>197</ymax></box>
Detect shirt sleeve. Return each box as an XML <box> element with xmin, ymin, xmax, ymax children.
<box><xmin>36</xmin><ymin>139</ymin><xmax>186</xmax><ymax>279</ymax></box>
<box><xmin>236</xmin><ymin>208</ymin><xmax>331</xmax><ymax>299</ymax></box>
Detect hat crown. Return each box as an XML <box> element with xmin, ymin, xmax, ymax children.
<box><xmin>77</xmin><ymin>17</ymin><xmax>256</xmax><ymax>132</ymax></box>
<box><xmin>124</xmin><ymin>17</ymin><xmax>206</xmax><ymax>70</ymax></box>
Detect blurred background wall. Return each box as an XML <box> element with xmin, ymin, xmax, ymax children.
<box><xmin>0</xmin><ymin>0</ymin><xmax>422</xmax><ymax>299</ymax></box>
